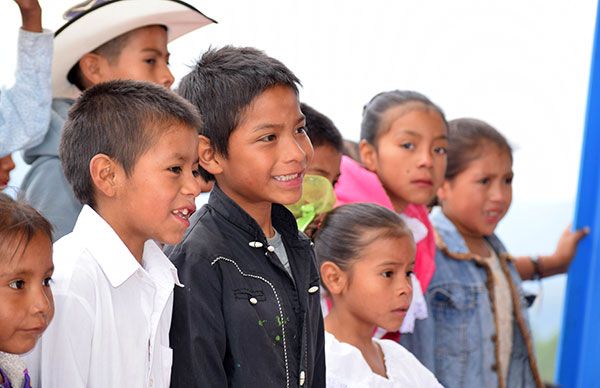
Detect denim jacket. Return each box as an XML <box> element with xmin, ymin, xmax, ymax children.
<box><xmin>400</xmin><ymin>209</ymin><xmax>543</xmax><ymax>388</ymax></box>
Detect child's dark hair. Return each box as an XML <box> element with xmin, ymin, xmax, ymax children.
<box><xmin>0</xmin><ymin>193</ymin><xmax>53</xmax><ymax>262</ymax></box>
<box><xmin>313</xmin><ymin>203</ymin><xmax>412</xmax><ymax>273</ymax></box>
<box><xmin>446</xmin><ymin>118</ymin><xmax>513</xmax><ymax>180</ymax></box>
<box><xmin>300</xmin><ymin>103</ymin><xmax>343</xmax><ymax>152</ymax></box>
<box><xmin>361</xmin><ymin>90</ymin><xmax>448</xmax><ymax>145</ymax></box>
<box><xmin>177</xmin><ymin>45</ymin><xmax>301</xmax><ymax>181</ymax></box>
<box><xmin>67</xmin><ymin>25</ymin><xmax>167</xmax><ymax>91</ymax></box>
<box><xmin>60</xmin><ymin>79</ymin><xmax>203</xmax><ymax>208</ymax></box>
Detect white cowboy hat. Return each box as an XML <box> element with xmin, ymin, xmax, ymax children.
<box><xmin>53</xmin><ymin>0</ymin><xmax>216</xmax><ymax>98</ymax></box>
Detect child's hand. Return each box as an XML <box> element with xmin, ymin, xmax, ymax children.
<box><xmin>546</xmin><ymin>224</ymin><xmax>590</xmax><ymax>275</ymax></box>
<box><xmin>13</xmin><ymin>0</ymin><xmax>42</xmax><ymax>32</ymax></box>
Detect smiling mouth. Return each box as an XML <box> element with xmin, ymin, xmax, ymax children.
<box><xmin>274</xmin><ymin>173</ymin><xmax>302</xmax><ymax>182</ymax></box>
<box><xmin>172</xmin><ymin>207</ymin><xmax>195</xmax><ymax>221</ymax></box>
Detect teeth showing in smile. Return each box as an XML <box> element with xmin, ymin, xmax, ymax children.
<box><xmin>485</xmin><ymin>211</ymin><xmax>500</xmax><ymax>218</ymax></box>
<box><xmin>172</xmin><ymin>208</ymin><xmax>191</xmax><ymax>220</ymax></box>
<box><xmin>274</xmin><ymin>173</ymin><xmax>300</xmax><ymax>182</ymax></box>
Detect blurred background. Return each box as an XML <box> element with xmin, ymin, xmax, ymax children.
<box><xmin>1</xmin><ymin>0</ymin><xmax>597</xmax><ymax>381</ymax></box>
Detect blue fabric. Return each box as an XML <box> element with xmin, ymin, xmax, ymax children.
<box><xmin>0</xmin><ymin>29</ymin><xmax>52</xmax><ymax>157</ymax></box>
<box><xmin>400</xmin><ymin>208</ymin><xmax>538</xmax><ymax>388</ymax></box>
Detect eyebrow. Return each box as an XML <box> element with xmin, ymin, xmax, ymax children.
<box><xmin>399</xmin><ymin>129</ymin><xmax>448</xmax><ymax>141</ymax></box>
<box><xmin>252</xmin><ymin>116</ymin><xmax>305</xmax><ymax>133</ymax></box>
<box><xmin>141</xmin><ymin>48</ymin><xmax>170</xmax><ymax>57</ymax></box>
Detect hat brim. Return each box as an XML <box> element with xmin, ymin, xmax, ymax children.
<box><xmin>52</xmin><ymin>0</ymin><xmax>216</xmax><ymax>98</ymax></box>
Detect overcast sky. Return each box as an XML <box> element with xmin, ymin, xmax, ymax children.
<box><xmin>1</xmin><ymin>0</ymin><xmax>597</xmax><ymax>205</ymax></box>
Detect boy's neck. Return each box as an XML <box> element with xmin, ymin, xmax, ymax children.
<box><xmin>217</xmin><ymin>185</ymin><xmax>275</xmax><ymax>238</ymax></box>
<box><xmin>95</xmin><ymin>205</ymin><xmax>145</xmax><ymax>264</ymax></box>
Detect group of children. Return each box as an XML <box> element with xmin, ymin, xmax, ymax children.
<box><xmin>0</xmin><ymin>0</ymin><xmax>590</xmax><ymax>387</ymax></box>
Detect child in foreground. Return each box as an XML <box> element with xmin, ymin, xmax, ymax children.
<box><xmin>0</xmin><ymin>193</ymin><xmax>54</xmax><ymax>388</ymax></box>
<box><xmin>26</xmin><ymin>80</ymin><xmax>202</xmax><ymax>387</ymax></box>
<box><xmin>314</xmin><ymin>203</ymin><xmax>442</xmax><ymax>387</ymax></box>
<box><xmin>167</xmin><ymin>46</ymin><xmax>325</xmax><ymax>387</ymax></box>
<box><xmin>401</xmin><ymin>118</ymin><xmax>588</xmax><ymax>388</ymax></box>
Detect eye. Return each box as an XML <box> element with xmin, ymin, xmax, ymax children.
<box><xmin>381</xmin><ymin>271</ymin><xmax>394</xmax><ymax>278</ymax></box>
<box><xmin>259</xmin><ymin>134</ymin><xmax>277</xmax><ymax>142</ymax></box>
<box><xmin>505</xmin><ymin>176</ymin><xmax>513</xmax><ymax>184</ymax></box>
<box><xmin>478</xmin><ymin>177</ymin><xmax>490</xmax><ymax>185</ymax></box>
<box><xmin>295</xmin><ymin>126</ymin><xmax>307</xmax><ymax>135</ymax></box>
<box><xmin>168</xmin><ymin>166</ymin><xmax>182</xmax><ymax>174</ymax></box>
<box><xmin>192</xmin><ymin>166</ymin><xmax>202</xmax><ymax>178</ymax></box>
<box><xmin>433</xmin><ymin>146</ymin><xmax>447</xmax><ymax>155</ymax></box>
<box><xmin>43</xmin><ymin>277</ymin><xmax>53</xmax><ymax>287</ymax></box>
<box><xmin>9</xmin><ymin>280</ymin><xmax>25</xmax><ymax>290</ymax></box>
<box><xmin>145</xmin><ymin>58</ymin><xmax>157</xmax><ymax>65</ymax></box>
<box><xmin>400</xmin><ymin>143</ymin><xmax>414</xmax><ymax>150</ymax></box>
<box><xmin>406</xmin><ymin>270</ymin><xmax>414</xmax><ymax>278</ymax></box>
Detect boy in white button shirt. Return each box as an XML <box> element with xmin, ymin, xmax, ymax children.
<box><xmin>25</xmin><ymin>79</ymin><xmax>203</xmax><ymax>387</ymax></box>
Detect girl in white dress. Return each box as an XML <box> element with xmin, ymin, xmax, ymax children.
<box><xmin>313</xmin><ymin>203</ymin><xmax>443</xmax><ymax>388</ymax></box>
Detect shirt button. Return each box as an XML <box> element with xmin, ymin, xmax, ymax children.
<box><xmin>299</xmin><ymin>370</ymin><xmax>306</xmax><ymax>386</ymax></box>
<box><xmin>491</xmin><ymin>364</ymin><xmax>498</xmax><ymax>372</ymax></box>
<box><xmin>149</xmin><ymin>377</ymin><xmax>154</xmax><ymax>386</ymax></box>
<box><xmin>249</xmin><ymin>297</ymin><xmax>258</xmax><ymax>305</ymax></box>
<box><xmin>308</xmin><ymin>286</ymin><xmax>319</xmax><ymax>294</ymax></box>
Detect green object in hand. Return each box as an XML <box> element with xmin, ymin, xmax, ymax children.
<box><xmin>286</xmin><ymin>175</ymin><xmax>336</xmax><ymax>231</ymax></box>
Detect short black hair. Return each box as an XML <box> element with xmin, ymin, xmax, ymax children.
<box><xmin>300</xmin><ymin>103</ymin><xmax>343</xmax><ymax>152</ymax></box>
<box><xmin>60</xmin><ymin>79</ymin><xmax>203</xmax><ymax>208</ymax></box>
<box><xmin>177</xmin><ymin>46</ymin><xmax>301</xmax><ymax>181</ymax></box>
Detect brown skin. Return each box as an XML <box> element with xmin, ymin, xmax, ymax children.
<box><xmin>321</xmin><ymin>234</ymin><xmax>415</xmax><ymax>378</ymax></box>
<box><xmin>0</xmin><ymin>154</ymin><xmax>16</xmax><ymax>190</ymax></box>
<box><xmin>78</xmin><ymin>25</ymin><xmax>175</xmax><ymax>90</ymax></box>
<box><xmin>14</xmin><ymin>0</ymin><xmax>42</xmax><ymax>32</ymax></box>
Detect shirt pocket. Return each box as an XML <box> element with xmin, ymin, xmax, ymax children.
<box><xmin>429</xmin><ymin>283</ymin><xmax>482</xmax><ymax>355</ymax></box>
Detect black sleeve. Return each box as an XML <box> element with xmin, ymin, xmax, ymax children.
<box><xmin>169</xmin><ymin>246</ymin><xmax>228</xmax><ymax>387</ymax></box>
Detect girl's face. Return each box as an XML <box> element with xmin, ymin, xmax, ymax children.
<box><xmin>0</xmin><ymin>154</ymin><xmax>16</xmax><ymax>190</ymax></box>
<box><xmin>0</xmin><ymin>232</ymin><xmax>54</xmax><ymax>354</ymax></box>
<box><xmin>361</xmin><ymin>105</ymin><xmax>448</xmax><ymax>212</ymax></box>
<box><xmin>340</xmin><ymin>234</ymin><xmax>415</xmax><ymax>332</ymax></box>
<box><xmin>437</xmin><ymin>142</ymin><xmax>513</xmax><ymax>239</ymax></box>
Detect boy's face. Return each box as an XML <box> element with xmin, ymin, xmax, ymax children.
<box><xmin>0</xmin><ymin>232</ymin><xmax>54</xmax><ymax>355</ymax></box>
<box><xmin>95</xmin><ymin>25</ymin><xmax>174</xmax><ymax>88</ymax></box>
<box><xmin>306</xmin><ymin>144</ymin><xmax>342</xmax><ymax>186</ymax></box>
<box><xmin>112</xmin><ymin>124</ymin><xmax>201</xmax><ymax>248</ymax></box>
<box><xmin>213</xmin><ymin>85</ymin><xmax>314</xmax><ymax>212</ymax></box>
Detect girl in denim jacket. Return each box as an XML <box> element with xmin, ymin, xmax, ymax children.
<box><xmin>401</xmin><ymin>118</ymin><xmax>588</xmax><ymax>388</ymax></box>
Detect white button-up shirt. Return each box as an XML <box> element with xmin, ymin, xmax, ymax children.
<box><xmin>25</xmin><ymin>206</ymin><xmax>183</xmax><ymax>387</ymax></box>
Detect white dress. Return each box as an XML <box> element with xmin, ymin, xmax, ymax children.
<box><xmin>325</xmin><ymin>332</ymin><xmax>444</xmax><ymax>388</ymax></box>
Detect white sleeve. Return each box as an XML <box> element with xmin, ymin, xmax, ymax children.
<box><xmin>30</xmin><ymin>288</ymin><xmax>94</xmax><ymax>387</ymax></box>
<box><xmin>0</xmin><ymin>28</ymin><xmax>53</xmax><ymax>156</ymax></box>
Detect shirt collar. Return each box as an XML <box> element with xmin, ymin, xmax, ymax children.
<box><xmin>73</xmin><ymin>206</ymin><xmax>182</xmax><ymax>288</ymax></box>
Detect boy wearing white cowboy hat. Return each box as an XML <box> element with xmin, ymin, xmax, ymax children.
<box><xmin>20</xmin><ymin>0</ymin><xmax>215</xmax><ymax>241</ymax></box>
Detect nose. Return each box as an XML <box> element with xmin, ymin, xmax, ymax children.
<box><xmin>183</xmin><ymin>169</ymin><xmax>202</xmax><ymax>197</ymax></box>
<box><xmin>490</xmin><ymin>181</ymin><xmax>511</xmax><ymax>203</ymax></box>
<box><xmin>397</xmin><ymin>274</ymin><xmax>414</xmax><ymax>298</ymax></box>
<box><xmin>31</xmin><ymin>285</ymin><xmax>53</xmax><ymax>318</ymax></box>
<box><xmin>417</xmin><ymin>147</ymin><xmax>433</xmax><ymax>168</ymax></box>
<box><xmin>283</xmin><ymin>135</ymin><xmax>312</xmax><ymax>166</ymax></box>
<box><xmin>159</xmin><ymin>63</ymin><xmax>175</xmax><ymax>89</ymax></box>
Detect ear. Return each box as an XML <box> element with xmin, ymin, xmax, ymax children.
<box><xmin>359</xmin><ymin>139</ymin><xmax>378</xmax><ymax>172</ymax></box>
<box><xmin>89</xmin><ymin>154</ymin><xmax>120</xmax><ymax>198</ymax></box>
<box><xmin>436</xmin><ymin>179</ymin><xmax>451</xmax><ymax>203</ymax></box>
<box><xmin>197</xmin><ymin>135</ymin><xmax>224</xmax><ymax>176</ymax></box>
<box><xmin>78</xmin><ymin>53</ymin><xmax>110</xmax><ymax>87</ymax></box>
<box><xmin>319</xmin><ymin>261</ymin><xmax>348</xmax><ymax>296</ymax></box>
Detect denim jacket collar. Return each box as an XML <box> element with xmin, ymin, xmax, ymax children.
<box><xmin>431</xmin><ymin>208</ymin><xmax>509</xmax><ymax>262</ymax></box>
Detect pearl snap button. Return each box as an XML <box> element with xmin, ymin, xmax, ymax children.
<box><xmin>249</xmin><ymin>297</ymin><xmax>258</xmax><ymax>305</ymax></box>
<box><xmin>308</xmin><ymin>286</ymin><xmax>319</xmax><ymax>294</ymax></box>
<box><xmin>299</xmin><ymin>370</ymin><xmax>306</xmax><ymax>386</ymax></box>
<box><xmin>267</xmin><ymin>245</ymin><xmax>275</xmax><ymax>252</ymax></box>
<box><xmin>249</xmin><ymin>241</ymin><xmax>264</xmax><ymax>248</ymax></box>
